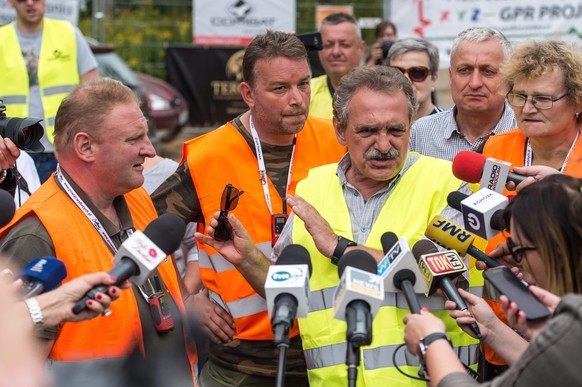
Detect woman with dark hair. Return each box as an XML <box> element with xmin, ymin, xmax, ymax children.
<box><xmin>403</xmin><ymin>174</ymin><xmax>582</xmax><ymax>386</ymax></box>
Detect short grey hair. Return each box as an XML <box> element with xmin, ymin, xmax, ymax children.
<box><xmin>333</xmin><ymin>66</ymin><xmax>418</xmax><ymax>131</ymax></box>
<box><xmin>387</xmin><ymin>37</ymin><xmax>440</xmax><ymax>76</ymax></box>
<box><xmin>319</xmin><ymin>13</ymin><xmax>362</xmax><ymax>39</ymax></box>
<box><xmin>450</xmin><ymin>27</ymin><xmax>512</xmax><ymax>65</ymax></box>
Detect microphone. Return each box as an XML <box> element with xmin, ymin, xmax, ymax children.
<box><xmin>265</xmin><ymin>244</ymin><xmax>312</xmax><ymax>345</ymax></box>
<box><xmin>425</xmin><ymin>215</ymin><xmax>501</xmax><ymax>268</ymax></box>
<box><xmin>333</xmin><ymin>250</ymin><xmax>383</xmax><ymax>386</ymax></box>
<box><xmin>447</xmin><ymin>189</ymin><xmax>508</xmax><ymax>240</ymax></box>
<box><xmin>377</xmin><ymin>232</ymin><xmax>427</xmax><ymax>314</ymax></box>
<box><xmin>72</xmin><ymin>213</ymin><xmax>185</xmax><ymax>314</ymax></box>
<box><xmin>0</xmin><ymin>189</ymin><xmax>15</xmax><ymax>228</ymax></box>
<box><xmin>413</xmin><ymin>240</ymin><xmax>481</xmax><ymax>339</ymax></box>
<box><xmin>19</xmin><ymin>256</ymin><xmax>67</xmax><ymax>298</ymax></box>
<box><xmin>452</xmin><ymin>151</ymin><xmax>527</xmax><ymax>193</ymax></box>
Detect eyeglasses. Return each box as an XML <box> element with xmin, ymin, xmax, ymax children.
<box><xmin>506</xmin><ymin>92</ymin><xmax>568</xmax><ymax>110</ymax></box>
<box><xmin>391</xmin><ymin>66</ymin><xmax>431</xmax><ymax>82</ymax></box>
<box><xmin>214</xmin><ymin>183</ymin><xmax>244</xmax><ymax>241</ymax></box>
<box><xmin>506</xmin><ymin>237</ymin><xmax>536</xmax><ymax>263</ymax></box>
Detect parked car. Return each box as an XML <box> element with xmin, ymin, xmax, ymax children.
<box><xmin>135</xmin><ymin>72</ymin><xmax>189</xmax><ymax>142</ymax></box>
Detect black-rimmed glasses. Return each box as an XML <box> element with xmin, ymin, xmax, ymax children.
<box><xmin>214</xmin><ymin>183</ymin><xmax>244</xmax><ymax>241</ymax></box>
<box><xmin>391</xmin><ymin>66</ymin><xmax>431</xmax><ymax>82</ymax></box>
<box><xmin>506</xmin><ymin>237</ymin><xmax>536</xmax><ymax>263</ymax></box>
<box><xmin>506</xmin><ymin>92</ymin><xmax>568</xmax><ymax>110</ymax></box>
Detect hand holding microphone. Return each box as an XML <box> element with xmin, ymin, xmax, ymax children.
<box><xmin>72</xmin><ymin>213</ymin><xmax>185</xmax><ymax>314</ymax></box>
<box><xmin>452</xmin><ymin>151</ymin><xmax>527</xmax><ymax>193</ymax></box>
<box><xmin>413</xmin><ymin>240</ymin><xmax>481</xmax><ymax>339</ymax></box>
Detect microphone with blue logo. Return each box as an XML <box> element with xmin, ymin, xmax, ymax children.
<box><xmin>265</xmin><ymin>244</ymin><xmax>312</xmax><ymax>387</ymax></box>
<box><xmin>19</xmin><ymin>256</ymin><xmax>68</xmax><ymax>299</ymax></box>
<box><xmin>377</xmin><ymin>232</ymin><xmax>426</xmax><ymax>314</ymax></box>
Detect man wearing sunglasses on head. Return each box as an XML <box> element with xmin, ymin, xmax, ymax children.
<box><xmin>387</xmin><ymin>37</ymin><xmax>443</xmax><ymax>122</ymax></box>
<box><xmin>409</xmin><ymin>27</ymin><xmax>516</xmax><ymax>162</ymax></box>
<box><xmin>152</xmin><ymin>31</ymin><xmax>346</xmax><ymax>387</ymax></box>
<box><xmin>0</xmin><ymin>0</ymin><xmax>100</xmax><ymax>183</ymax></box>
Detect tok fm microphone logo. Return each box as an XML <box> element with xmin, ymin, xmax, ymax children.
<box><xmin>425</xmin><ymin>252</ymin><xmax>464</xmax><ymax>273</ymax></box>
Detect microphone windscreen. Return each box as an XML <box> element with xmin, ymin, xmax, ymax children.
<box><xmin>411</xmin><ymin>240</ymin><xmax>439</xmax><ymax>262</ymax></box>
<box><xmin>277</xmin><ymin>244</ymin><xmax>312</xmax><ymax>277</ymax></box>
<box><xmin>143</xmin><ymin>213</ymin><xmax>185</xmax><ymax>255</ymax></box>
<box><xmin>447</xmin><ymin>191</ymin><xmax>467</xmax><ymax>212</ymax></box>
<box><xmin>19</xmin><ymin>256</ymin><xmax>67</xmax><ymax>291</ymax></box>
<box><xmin>452</xmin><ymin>151</ymin><xmax>486</xmax><ymax>183</ymax></box>
<box><xmin>338</xmin><ymin>249</ymin><xmax>377</xmax><ymax>278</ymax></box>
<box><xmin>0</xmin><ymin>189</ymin><xmax>15</xmax><ymax>228</ymax></box>
<box><xmin>380</xmin><ymin>232</ymin><xmax>399</xmax><ymax>254</ymax></box>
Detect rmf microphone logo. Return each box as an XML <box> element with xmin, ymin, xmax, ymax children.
<box><xmin>432</xmin><ymin>217</ymin><xmax>473</xmax><ymax>243</ymax></box>
<box><xmin>424</xmin><ymin>252</ymin><xmax>465</xmax><ymax>273</ymax></box>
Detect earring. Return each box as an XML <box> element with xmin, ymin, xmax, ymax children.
<box><xmin>576</xmin><ymin>112</ymin><xmax>581</xmax><ymax>118</ymax></box>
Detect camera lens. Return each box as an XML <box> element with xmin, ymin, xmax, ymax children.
<box><xmin>0</xmin><ymin>116</ymin><xmax>45</xmax><ymax>153</ymax></box>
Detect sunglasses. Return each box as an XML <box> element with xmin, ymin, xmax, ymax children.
<box><xmin>214</xmin><ymin>183</ymin><xmax>244</xmax><ymax>241</ymax></box>
<box><xmin>392</xmin><ymin>66</ymin><xmax>431</xmax><ymax>82</ymax></box>
<box><xmin>506</xmin><ymin>237</ymin><xmax>536</xmax><ymax>263</ymax></box>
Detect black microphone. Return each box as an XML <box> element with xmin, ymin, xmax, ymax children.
<box><xmin>265</xmin><ymin>244</ymin><xmax>312</xmax><ymax>345</ymax></box>
<box><xmin>334</xmin><ymin>250</ymin><xmax>383</xmax><ymax>387</ymax></box>
<box><xmin>72</xmin><ymin>213</ymin><xmax>185</xmax><ymax>314</ymax></box>
<box><xmin>413</xmin><ymin>240</ymin><xmax>481</xmax><ymax>339</ymax></box>
<box><xmin>264</xmin><ymin>244</ymin><xmax>312</xmax><ymax>387</ymax></box>
<box><xmin>378</xmin><ymin>232</ymin><xmax>424</xmax><ymax>314</ymax></box>
<box><xmin>0</xmin><ymin>188</ymin><xmax>15</xmax><ymax>228</ymax></box>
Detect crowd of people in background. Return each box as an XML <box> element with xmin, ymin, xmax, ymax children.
<box><xmin>1</xmin><ymin>2</ymin><xmax>582</xmax><ymax>386</ymax></box>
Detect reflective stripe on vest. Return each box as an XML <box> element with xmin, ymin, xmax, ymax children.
<box><xmin>309</xmin><ymin>287</ymin><xmax>454</xmax><ymax>313</ymax></box>
<box><xmin>209</xmin><ymin>289</ymin><xmax>267</xmax><ymax>319</ymax></box>
<box><xmin>303</xmin><ymin>342</ymin><xmax>480</xmax><ymax>371</ymax></box>
<box><xmin>1</xmin><ymin>95</ymin><xmax>26</xmax><ymax>104</ymax></box>
<box><xmin>292</xmin><ymin>157</ymin><xmax>479</xmax><ymax>386</ymax></box>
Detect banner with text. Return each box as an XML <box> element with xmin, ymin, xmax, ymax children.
<box><xmin>193</xmin><ymin>0</ymin><xmax>295</xmax><ymax>46</ymax></box>
<box><xmin>389</xmin><ymin>0</ymin><xmax>582</xmax><ymax>67</ymax></box>
<box><xmin>0</xmin><ymin>0</ymin><xmax>78</xmax><ymax>26</ymax></box>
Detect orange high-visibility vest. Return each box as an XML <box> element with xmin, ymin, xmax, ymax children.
<box><xmin>1</xmin><ymin>178</ymin><xmax>198</xmax><ymax>384</ymax></box>
<box><xmin>482</xmin><ymin>128</ymin><xmax>582</xmax><ymax>365</ymax></box>
<box><xmin>183</xmin><ymin>116</ymin><xmax>345</xmax><ymax>340</ymax></box>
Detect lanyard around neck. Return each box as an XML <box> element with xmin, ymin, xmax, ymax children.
<box><xmin>248</xmin><ymin>115</ymin><xmax>296</xmax><ymax>214</ymax></box>
<box><xmin>55</xmin><ymin>165</ymin><xmax>132</xmax><ymax>254</ymax></box>
<box><xmin>525</xmin><ymin>130</ymin><xmax>580</xmax><ymax>172</ymax></box>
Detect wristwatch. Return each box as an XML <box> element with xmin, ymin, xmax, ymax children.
<box><xmin>24</xmin><ymin>297</ymin><xmax>44</xmax><ymax>327</ymax></box>
<box><xmin>418</xmin><ymin>332</ymin><xmax>452</xmax><ymax>366</ymax></box>
<box><xmin>331</xmin><ymin>235</ymin><xmax>357</xmax><ymax>265</ymax></box>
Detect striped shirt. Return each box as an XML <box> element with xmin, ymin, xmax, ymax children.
<box><xmin>409</xmin><ymin>101</ymin><xmax>517</xmax><ymax>161</ymax></box>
